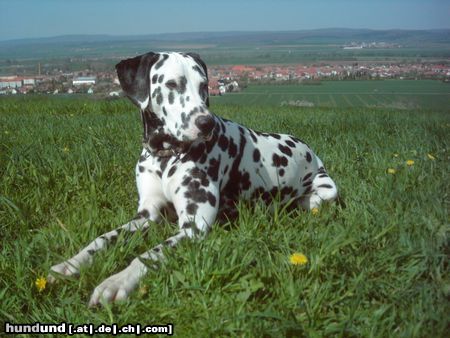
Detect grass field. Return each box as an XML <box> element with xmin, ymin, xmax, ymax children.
<box><xmin>212</xmin><ymin>80</ymin><xmax>450</xmax><ymax>110</ymax></box>
<box><xmin>0</xmin><ymin>96</ymin><xmax>449</xmax><ymax>337</ymax></box>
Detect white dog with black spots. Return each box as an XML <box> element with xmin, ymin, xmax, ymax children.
<box><xmin>48</xmin><ymin>52</ymin><xmax>338</xmax><ymax>306</ymax></box>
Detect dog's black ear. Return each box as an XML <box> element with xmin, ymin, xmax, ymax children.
<box><xmin>186</xmin><ymin>53</ymin><xmax>210</xmax><ymax>107</ymax></box>
<box><xmin>116</xmin><ymin>52</ymin><xmax>159</xmax><ymax>109</ymax></box>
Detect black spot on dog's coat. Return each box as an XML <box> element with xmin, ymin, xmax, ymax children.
<box><xmin>168</xmin><ymin>165</ymin><xmax>177</xmax><ymax>177</ymax></box>
<box><xmin>186</xmin><ymin>203</ymin><xmax>198</xmax><ymax>215</ymax></box>
<box><xmin>207</xmin><ymin>192</ymin><xmax>216</xmax><ymax>207</ymax></box>
<box><xmin>218</xmin><ymin>135</ymin><xmax>229</xmax><ymax>151</ymax></box>
<box><xmin>182</xmin><ymin>175</ymin><xmax>192</xmax><ymax>186</ymax></box>
<box><xmin>241</xmin><ymin>172</ymin><xmax>251</xmax><ymax>191</ymax></box>
<box><xmin>285</xmin><ymin>140</ymin><xmax>296</xmax><ymax>148</ymax></box>
<box><xmin>155</xmin><ymin>54</ymin><xmax>169</xmax><ymax>69</ymax></box>
<box><xmin>302</xmin><ymin>172</ymin><xmax>313</xmax><ymax>182</ymax></box>
<box><xmin>156</xmin><ymin>93</ymin><xmax>163</xmax><ymax>105</ymax></box>
<box><xmin>272</xmin><ymin>154</ymin><xmax>288</xmax><ymax>167</ymax></box>
<box><xmin>179</xmin><ymin>76</ymin><xmax>187</xmax><ymax>94</ymax></box>
<box><xmin>278</xmin><ymin>144</ymin><xmax>292</xmax><ymax>157</ymax></box>
<box><xmin>253</xmin><ymin>149</ymin><xmax>261</xmax><ymax>162</ymax></box>
<box><xmin>207</xmin><ymin>156</ymin><xmax>220</xmax><ymax>182</ymax></box>
<box><xmin>192</xmin><ymin>65</ymin><xmax>204</xmax><ymax>75</ymax></box>
<box><xmin>228</xmin><ymin>138</ymin><xmax>238</xmax><ymax>157</ymax></box>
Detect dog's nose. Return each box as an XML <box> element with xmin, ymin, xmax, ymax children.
<box><xmin>195</xmin><ymin>115</ymin><xmax>215</xmax><ymax>136</ymax></box>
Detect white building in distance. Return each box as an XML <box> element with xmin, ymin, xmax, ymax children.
<box><xmin>0</xmin><ymin>77</ymin><xmax>23</xmax><ymax>88</ymax></box>
<box><xmin>73</xmin><ymin>76</ymin><xmax>96</xmax><ymax>86</ymax></box>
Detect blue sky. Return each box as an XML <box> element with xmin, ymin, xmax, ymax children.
<box><xmin>0</xmin><ymin>0</ymin><xmax>449</xmax><ymax>40</ymax></box>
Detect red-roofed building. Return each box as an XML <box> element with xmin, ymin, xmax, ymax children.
<box><xmin>231</xmin><ymin>65</ymin><xmax>256</xmax><ymax>73</ymax></box>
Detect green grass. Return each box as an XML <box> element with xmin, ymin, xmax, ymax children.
<box><xmin>0</xmin><ymin>96</ymin><xmax>449</xmax><ymax>337</ymax></box>
<box><xmin>212</xmin><ymin>80</ymin><xmax>450</xmax><ymax>110</ymax></box>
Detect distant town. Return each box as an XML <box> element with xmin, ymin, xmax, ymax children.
<box><xmin>1</xmin><ymin>61</ymin><xmax>449</xmax><ymax>96</ymax></box>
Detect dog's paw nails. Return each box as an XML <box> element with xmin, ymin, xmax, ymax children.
<box><xmin>88</xmin><ymin>273</ymin><xmax>137</xmax><ymax>307</ymax></box>
<box><xmin>47</xmin><ymin>262</ymin><xmax>80</xmax><ymax>283</ymax></box>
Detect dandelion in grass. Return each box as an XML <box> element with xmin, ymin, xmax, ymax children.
<box><xmin>406</xmin><ymin>160</ymin><xmax>414</xmax><ymax>166</ymax></box>
<box><xmin>387</xmin><ymin>168</ymin><xmax>396</xmax><ymax>175</ymax></box>
<box><xmin>427</xmin><ymin>153</ymin><xmax>436</xmax><ymax>161</ymax></box>
<box><xmin>290</xmin><ymin>253</ymin><xmax>308</xmax><ymax>266</ymax></box>
<box><xmin>393</xmin><ymin>153</ymin><xmax>399</xmax><ymax>158</ymax></box>
<box><xmin>311</xmin><ymin>207</ymin><xmax>319</xmax><ymax>215</ymax></box>
<box><xmin>139</xmin><ymin>285</ymin><xmax>148</xmax><ymax>296</ymax></box>
<box><xmin>63</xmin><ymin>146</ymin><xmax>70</xmax><ymax>153</ymax></box>
<box><xmin>35</xmin><ymin>276</ymin><xmax>47</xmax><ymax>292</ymax></box>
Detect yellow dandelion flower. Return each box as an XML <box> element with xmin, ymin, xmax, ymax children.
<box><xmin>427</xmin><ymin>153</ymin><xmax>436</xmax><ymax>161</ymax></box>
<box><xmin>139</xmin><ymin>285</ymin><xmax>148</xmax><ymax>296</ymax></box>
<box><xmin>63</xmin><ymin>146</ymin><xmax>70</xmax><ymax>153</ymax></box>
<box><xmin>406</xmin><ymin>160</ymin><xmax>414</xmax><ymax>166</ymax></box>
<box><xmin>290</xmin><ymin>252</ymin><xmax>308</xmax><ymax>266</ymax></box>
<box><xmin>35</xmin><ymin>276</ymin><xmax>47</xmax><ymax>292</ymax></box>
<box><xmin>387</xmin><ymin>168</ymin><xmax>396</xmax><ymax>174</ymax></box>
<box><xmin>311</xmin><ymin>207</ymin><xmax>319</xmax><ymax>215</ymax></box>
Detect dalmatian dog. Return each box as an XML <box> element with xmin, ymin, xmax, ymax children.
<box><xmin>48</xmin><ymin>52</ymin><xmax>337</xmax><ymax>306</ymax></box>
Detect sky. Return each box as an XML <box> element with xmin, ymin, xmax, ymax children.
<box><xmin>0</xmin><ymin>0</ymin><xmax>449</xmax><ymax>41</ymax></box>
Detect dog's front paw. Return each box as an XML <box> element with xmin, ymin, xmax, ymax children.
<box><xmin>88</xmin><ymin>267</ymin><xmax>141</xmax><ymax>307</ymax></box>
<box><xmin>47</xmin><ymin>260</ymin><xmax>80</xmax><ymax>283</ymax></box>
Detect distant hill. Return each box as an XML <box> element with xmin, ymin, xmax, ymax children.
<box><xmin>1</xmin><ymin>29</ymin><xmax>449</xmax><ymax>61</ymax></box>
<box><xmin>3</xmin><ymin>28</ymin><xmax>450</xmax><ymax>45</ymax></box>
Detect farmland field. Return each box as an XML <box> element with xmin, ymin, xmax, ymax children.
<box><xmin>212</xmin><ymin>80</ymin><xmax>450</xmax><ymax>110</ymax></box>
<box><xmin>0</xmin><ymin>96</ymin><xmax>449</xmax><ymax>337</ymax></box>
<box><xmin>2</xmin><ymin>30</ymin><xmax>450</xmax><ymax>67</ymax></box>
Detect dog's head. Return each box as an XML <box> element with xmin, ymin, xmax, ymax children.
<box><xmin>116</xmin><ymin>52</ymin><xmax>215</xmax><ymax>145</ymax></box>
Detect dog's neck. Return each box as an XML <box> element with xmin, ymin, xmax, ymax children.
<box><xmin>140</xmin><ymin>108</ymin><xmax>219</xmax><ymax>159</ymax></box>
<box><xmin>141</xmin><ymin>108</ymin><xmax>187</xmax><ymax>158</ymax></box>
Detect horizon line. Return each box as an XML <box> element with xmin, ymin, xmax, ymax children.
<box><xmin>2</xmin><ymin>27</ymin><xmax>450</xmax><ymax>43</ymax></box>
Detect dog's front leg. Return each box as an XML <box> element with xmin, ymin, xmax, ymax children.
<box><xmin>47</xmin><ymin>210</ymin><xmax>157</xmax><ymax>283</ymax></box>
<box><xmin>88</xmin><ymin>185</ymin><xmax>219</xmax><ymax>306</ymax></box>
<box><xmin>87</xmin><ymin>229</ymin><xmax>187</xmax><ymax>307</ymax></box>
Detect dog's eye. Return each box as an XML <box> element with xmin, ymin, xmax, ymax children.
<box><xmin>166</xmin><ymin>81</ymin><xmax>177</xmax><ymax>89</ymax></box>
